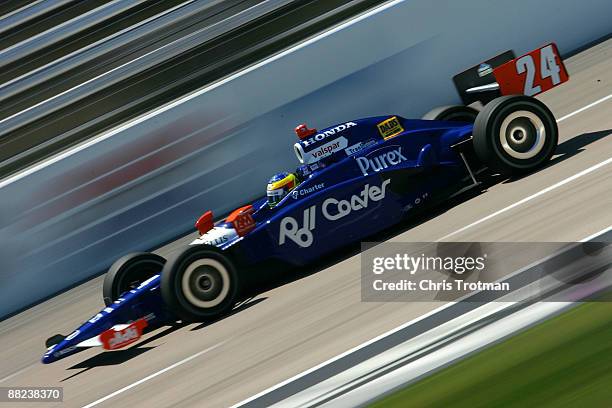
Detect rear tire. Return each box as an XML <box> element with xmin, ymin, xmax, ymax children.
<box><xmin>472</xmin><ymin>95</ymin><xmax>558</xmax><ymax>175</ymax></box>
<box><xmin>160</xmin><ymin>246</ymin><xmax>240</xmax><ymax>322</ymax></box>
<box><xmin>422</xmin><ymin>105</ymin><xmax>479</xmax><ymax>123</ymax></box>
<box><xmin>103</xmin><ymin>252</ymin><xmax>166</xmax><ymax>306</ymax></box>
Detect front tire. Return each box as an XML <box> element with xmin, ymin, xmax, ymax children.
<box><xmin>473</xmin><ymin>95</ymin><xmax>558</xmax><ymax>175</ymax></box>
<box><xmin>160</xmin><ymin>246</ymin><xmax>240</xmax><ymax>322</ymax></box>
<box><xmin>103</xmin><ymin>252</ymin><xmax>166</xmax><ymax>306</ymax></box>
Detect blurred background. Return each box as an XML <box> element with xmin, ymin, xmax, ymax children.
<box><xmin>1</xmin><ymin>0</ymin><xmax>609</xmax><ymax>319</ymax></box>
<box><xmin>0</xmin><ymin>1</ymin><xmax>610</xmax><ymax>406</ymax></box>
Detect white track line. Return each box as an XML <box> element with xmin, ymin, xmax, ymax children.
<box><xmin>437</xmin><ymin>92</ymin><xmax>612</xmax><ymax>241</ymax></box>
<box><xmin>580</xmin><ymin>225</ymin><xmax>612</xmax><ymax>242</ymax></box>
<box><xmin>81</xmin><ymin>342</ymin><xmax>223</xmax><ymax>408</ymax></box>
<box><xmin>0</xmin><ymin>365</ymin><xmax>33</xmax><ymax>384</ymax></box>
<box><xmin>232</xmin><ymin>93</ymin><xmax>612</xmax><ymax>405</ymax></box>
<box><xmin>80</xmin><ymin>93</ymin><xmax>611</xmax><ymax>408</ymax></box>
<box><xmin>437</xmin><ymin>157</ymin><xmax>611</xmax><ymax>241</ymax></box>
<box><xmin>232</xmin><ymin>226</ymin><xmax>611</xmax><ymax>408</ymax></box>
<box><xmin>230</xmin><ymin>299</ymin><xmax>461</xmax><ymax>408</ymax></box>
<box><xmin>556</xmin><ymin>93</ymin><xmax>612</xmax><ymax>122</ymax></box>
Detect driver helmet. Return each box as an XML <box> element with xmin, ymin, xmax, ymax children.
<box><xmin>267</xmin><ymin>172</ymin><xmax>298</xmax><ymax>208</ymax></box>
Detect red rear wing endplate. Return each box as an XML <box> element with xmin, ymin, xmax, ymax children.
<box><xmin>493</xmin><ymin>42</ymin><xmax>569</xmax><ymax>97</ymax></box>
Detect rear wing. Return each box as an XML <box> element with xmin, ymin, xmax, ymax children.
<box><xmin>454</xmin><ymin>43</ymin><xmax>569</xmax><ymax>105</ymax></box>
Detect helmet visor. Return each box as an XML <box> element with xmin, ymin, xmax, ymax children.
<box><xmin>267</xmin><ymin>187</ymin><xmax>285</xmax><ymax>208</ymax></box>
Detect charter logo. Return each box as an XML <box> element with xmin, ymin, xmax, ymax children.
<box><xmin>356</xmin><ymin>146</ymin><xmax>407</xmax><ymax>176</ymax></box>
<box><xmin>279</xmin><ymin>180</ymin><xmax>391</xmax><ymax>247</ymax></box>
<box><xmin>291</xmin><ymin>183</ymin><xmax>325</xmax><ymax>199</ymax></box>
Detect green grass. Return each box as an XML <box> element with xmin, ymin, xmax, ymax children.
<box><xmin>370</xmin><ymin>301</ymin><xmax>612</xmax><ymax>408</ymax></box>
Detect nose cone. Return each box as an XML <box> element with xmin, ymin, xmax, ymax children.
<box><xmin>42</xmin><ymin>339</ymin><xmax>79</xmax><ymax>364</ymax></box>
<box><xmin>42</xmin><ymin>351</ymin><xmax>58</xmax><ymax>364</ymax></box>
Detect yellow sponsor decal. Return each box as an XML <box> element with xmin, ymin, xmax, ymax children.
<box><xmin>377</xmin><ymin>116</ymin><xmax>404</xmax><ymax>140</ymax></box>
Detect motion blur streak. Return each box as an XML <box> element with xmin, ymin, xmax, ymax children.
<box><xmin>0</xmin><ymin>38</ymin><xmax>609</xmax><ymax>407</ymax></box>
<box><xmin>437</xmin><ymin>156</ymin><xmax>611</xmax><ymax>241</ymax></box>
<box><xmin>2</xmin><ymin>0</ymin><xmax>611</xmax><ymax>318</ymax></box>
<box><xmin>81</xmin><ymin>343</ymin><xmax>224</xmax><ymax>408</ymax></box>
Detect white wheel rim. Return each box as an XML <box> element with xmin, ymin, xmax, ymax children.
<box><xmin>498</xmin><ymin>110</ymin><xmax>546</xmax><ymax>159</ymax></box>
<box><xmin>181</xmin><ymin>258</ymin><xmax>230</xmax><ymax>308</ymax></box>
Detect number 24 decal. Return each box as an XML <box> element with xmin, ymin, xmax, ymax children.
<box><xmin>515</xmin><ymin>45</ymin><xmax>561</xmax><ymax>96</ymax></box>
<box><xmin>493</xmin><ymin>43</ymin><xmax>569</xmax><ymax>97</ymax></box>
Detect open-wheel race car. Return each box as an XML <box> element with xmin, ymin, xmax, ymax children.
<box><xmin>43</xmin><ymin>43</ymin><xmax>569</xmax><ymax>363</ymax></box>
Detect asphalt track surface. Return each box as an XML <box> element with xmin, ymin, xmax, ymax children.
<box><xmin>0</xmin><ymin>39</ymin><xmax>610</xmax><ymax>408</ymax></box>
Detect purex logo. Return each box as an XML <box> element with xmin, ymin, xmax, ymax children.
<box><xmin>356</xmin><ymin>145</ymin><xmax>407</xmax><ymax>176</ymax></box>
<box><xmin>301</xmin><ymin>122</ymin><xmax>358</xmax><ymax>147</ymax></box>
<box><xmin>279</xmin><ymin>179</ymin><xmax>391</xmax><ymax>248</ymax></box>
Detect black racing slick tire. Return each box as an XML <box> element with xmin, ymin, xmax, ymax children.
<box><xmin>422</xmin><ymin>105</ymin><xmax>479</xmax><ymax>123</ymax></box>
<box><xmin>103</xmin><ymin>252</ymin><xmax>166</xmax><ymax>306</ymax></box>
<box><xmin>472</xmin><ymin>95</ymin><xmax>558</xmax><ymax>175</ymax></box>
<box><xmin>160</xmin><ymin>246</ymin><xmax>240</xmax><ymax>322</ymax></box>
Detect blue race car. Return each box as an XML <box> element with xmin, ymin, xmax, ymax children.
<box><xmin>43</xmin><ymin>43</ymin><xmax>569</xmax><ymax>363</ymax></box>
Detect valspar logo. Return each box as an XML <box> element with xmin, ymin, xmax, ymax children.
<box><xmin>356</xmin><ymin>146</ymin><xmax>407</xmax><ymax>176</ymax></box>
<box><xmin>301</xmin><ymin>122</ymin><xmax>358</xmax><ymax>147</ymax></box>
<box><xmin>304</xmin><ymin>137</ymin><xmax>348</xmax><ymax>163</ymax></box>
<box><xmin>279</xmin><ymin>180</ymin><xmax>391</xmax><ymax>247</ymax></box>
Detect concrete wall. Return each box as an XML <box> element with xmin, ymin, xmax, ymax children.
<box><xmin>1</xmin><ymin>0</ymin><xmax>611</xmax><ymax>317</ymax></box>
